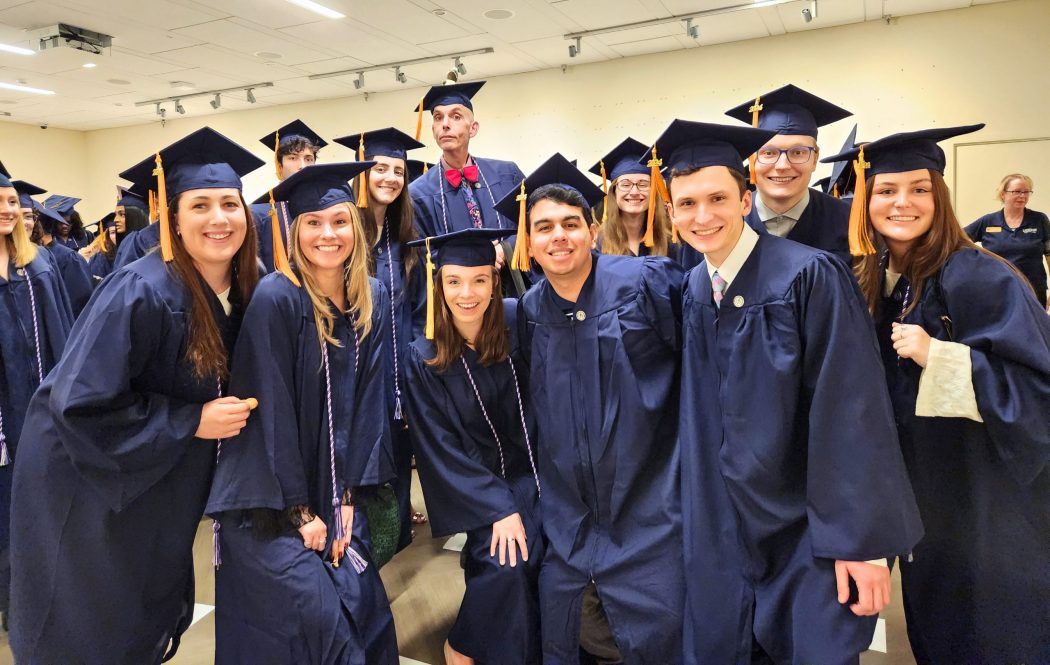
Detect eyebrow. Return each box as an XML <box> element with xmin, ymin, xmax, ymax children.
<box><xmin>533</xmin><ymin>214</ymin><xmax>582</xmax><ymax>225</ymax></box>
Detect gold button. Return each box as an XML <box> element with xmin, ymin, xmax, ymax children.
<box><xmin>733</xmin><ymin>295</ymin><xmax>745</xmax><ymax>307</ymax></box>
<box><xmin>575</xmin><ymin>310</ymin><xmax>586</xmax><ymax>321</ymax></box>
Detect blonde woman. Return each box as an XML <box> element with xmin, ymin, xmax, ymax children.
<box><xmin>207</xmin><ymin>163</ymin><xmax>398</xmax><ymax>664</ymax></box>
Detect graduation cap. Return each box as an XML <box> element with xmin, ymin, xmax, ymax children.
<box><xmin>0</xmin><ymin>171</ymin><xmax>10</xmax><ymax>189</ymax></box>
<box><xmin>0</xmin><ymin>160</ymin><xmax>9</xmax><ymax>179</ymax></box>
<box><xmin>823</xmin><ymin>124</ymin><xmax>859</xmax><ymax>197</ymax></box>
<box><xmin>99</xmin><ymin>211</ymin><xmax>117</xmax><ymax>230</ymax></box>
<box><xmin>119</xmin><ymin>126</ymin><xmax>265</xmax><ymax>262</ymax></box>
<box><xmin>588</xmin><ymin>137</ymin><xmax>651</xmax><ymax>224</ymax></box>
<box><xmin>43</xmin><ymin>194</ymin><xmax>81</xmax><ymax>217</ymax></box>
<box><xmin>332</xmin><ymin>127</ymin><xmax>425</xmax><ymax>209</ymax></box>
<box><xmin>413</xmin><ymin>80</ymin><xmax>485</xmax><ymax>141</ymax></box>
<box><xmin>116</xmin><ymin>185</ymin><xmax>147</xmax><ymax>210</ymax></box>
<box><xmin>12</xmin><ymin>179</ymin><xmax>46</xmax><ymax>209</ymax></box>
<box><xmin>253</xmin><ymin>161</ymin><xmax>375</xmax><ymax>286</ymax></box>
<box><xmin>406</xmin><ymin>159</ymin><xmax>433</xmax><ymax>184</ymax></box>
<box><xmin>491</xmin><ymin>153</ymin><xmax>604</xmax><ymax>272</ymax></box>
<box><xmin>405</xmin><ymin>227</ymin><xmax>515</xmax><ymax>340</ymax></box>
<box><xmin>259</xmin><ymin>119</ymin><xmax>328</xmax><ymax>181</ymax></box>
<box><xmin>33</xmin><ymin>200</ymin><xmax>65</xmax><ymax>234</ymax></box>
<box><xmin>820</xmin><ymin>123</ymin><xmax>985</xmax><ymax>256</ymax></box>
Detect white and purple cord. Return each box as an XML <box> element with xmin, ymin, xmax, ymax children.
<box><xmin>437</xmin><ymin>161</ymin><xmax>501</xmax><ymax>234</ymax></box>
<box><xmin>1</xmin><ymin>273</ymin><xmax>45</xmax><ymax>467</ymax></box>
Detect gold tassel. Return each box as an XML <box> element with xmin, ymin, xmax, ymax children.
<box><xmin>153</xmin><ymin>152</ymin><xmax>173</xmax><ymax>262</ymax></box>
<box><xmin>847</xmin><ymin>145</ymin><xmax>876</xmax><ymax>256</ymax></box>
<box><xmin>357</xmin><ymin>133</ymin><xmax>369</xmax><ymax>209</ymax></box>
<box><xmin>748</xmin><ymin>96</ymin><xmax>763</xmax><ymax>186</ymax></box>
<box><xmin>422</xmin><ymin>161</ymin><xmax>429</xmax><ymax>174</ymax></box>
<box><xmin>644</xmin><ymin>148</ymin><xmax>669</xmax><ymax>249</ymax></box>
<box><xmin>273</xmin><ymin>130</ymin><xmax>281</xmax><ymax>181</ymax></box>
<box><xmin>832</xmin><ymin>182</ymin><xmax>839</xmax><ymax>199</ymax></box>
<box><xmin>270</xmin><ymin>190</ymin><xmax>300</xmax><ymax>286</ymax></box>
<box><xmin>148</xmin><ymin>190</ymin><xmax>157</xmax><ymax>224</ymax></box>
<box><xmin>424</xmin><ymin>237</ymin><xmax>436</xmax><ymax>340</ymax></box>
<box><xmin>511</xmin><ymin>180</ymin><xmax>530</xmax><ymax>273</ymax></box>
<box><xmin>599</xmin><ymin>160</ymin><xmax>608</xmax><ymax>224</ymax></box>
<box><xmin>415</xmin><ymin>96</ymin><xmax>425</xmax><ymax>142</ymax></box>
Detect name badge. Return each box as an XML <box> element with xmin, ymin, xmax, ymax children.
<box><xmin>986</xmin><ymin>226</ymin><xmax>1002</xmax><ymax>233</ymax></box>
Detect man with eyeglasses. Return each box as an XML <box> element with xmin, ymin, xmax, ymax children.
<box><xmin>725</xmin><ymin>85</ymin><xmax>854</xmax><ymax>267</ymax></box>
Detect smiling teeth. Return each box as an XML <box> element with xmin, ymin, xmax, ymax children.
<box><xmin>315</xmin><ymin>245</ymin><xmax>342</xmax><ymax>252</ymax></box>
<box><xmin>205</xmin><ymin>232</ymin><xmax>231</xmax><ymax>240</ymax></box>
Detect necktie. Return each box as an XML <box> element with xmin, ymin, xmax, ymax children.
<box><xmin>712</xmin><ymin>271</ymin><xmax>727</xmax><ymax>308</ymax></box>
<box><xmin>446</xmin><ymin>166</ymin><xmax>483</xmax><ymax>229</ymax></box>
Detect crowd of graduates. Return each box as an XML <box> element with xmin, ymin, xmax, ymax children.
<box><xmin>0</xmin><ymin>78</ymin><xmax>1048</xmax><ymax>665</ymax></box>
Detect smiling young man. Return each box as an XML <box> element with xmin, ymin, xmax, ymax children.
<box><xmin>496</xmin><ymin>153</ymin><xmax>685</xmax><ymax>664</ymax></box>
<box><xmin>657</xmin><ymin>119</ymin><xmax>924</xmax><ymax>665</ymax></box>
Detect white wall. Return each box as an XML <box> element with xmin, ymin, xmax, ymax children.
<box><xmin>3</xmin><ymin>0</ymin><xmax>1048</xmax><ymax>224</ymax></box>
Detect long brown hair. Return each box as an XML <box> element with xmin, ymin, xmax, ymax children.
<box><xmin>426</xmin><ymin>266</ymin><xmax>508</xmax><ymax>372</ymax></box>
<box><xmin>167</xmin><ymin>191</ymin><xmax>259</xmax><ymax>380</ymax></box>
<box><xmin>854</xmin><ymin>170</ymin><xmax>1025</xmax><ymax>316</ymax></box>
<box><xmin>356</xmin><ymin>166</ymin><xmax>420</xmax><ymax>286</ymax></box>
<box><xmin>289</xmin><ymin>202</ymin><xmax>374</xmax><ymax>349</ymax></box>
<box><xmin>595</xmin><ymin>178</ymin><xmax>673</xmax><ymax>256</ymax></box>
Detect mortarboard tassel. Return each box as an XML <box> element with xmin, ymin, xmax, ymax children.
<box><xmin>415</xmin><ymin>96</ymin><xmax>425</xmax><ymax>142</ymax></box>
<box><xmin>832</xmin><ymin>182</ymin><xmax>840</xmax><ymax>199</ymax></box>
<box><xmin>424</xmin><ymin>237</ymin><xmax>436</xmax><ymax>340</ymax></box>
<box><xmin>511</xmin><ymin>180</ymin><xmax>530</xmax><ymax>273</ymax></box>
<box><xmin>748</xmin><ymin>96</ymin><xmax>763</xmax><ymax>186</ymax></box>
<box><xmin>154</xmin><ymin>152</ymin><xmax>173</xmax><ymax>262</ymax></box>
<box><xmin>422</xmin><ymin>161</ymin><xmax>429</xmax><ymax>174</ymax></box>
<box><xmin>644</xmin><ymin>148</ymin><xmax>669</xmax><ymax>249</ymax></box>
<box><xmin>599</xmin><ymin>160</ymin><xmax>609</xmax><ymax>224</ymax></box>
<box><xmin>270</xmin><ymin>190</ymin><xmax>301</xmax><ymax>286</ymax></box>
<box><xmin>847</xmin><ymin>145</ymin><xmax>876</xmax><ymax>256</ymax></box>
<box><xmin>357</xmin><ymin>133</ymin><xmax>369</xmax><ymax>209</ymax></box>
<box><xmin>148</xmin><ymin>190</ymin><xmax>157</xmax><ymax>225</ymax></box>
<box><xmin>212</xmin><ymin>518</ymin><xmax>221</xmax><ymax>568</ymax></box>
<box><xmin>273</xmin><ymin>130</ymin><xmax>281</xmax><ymax>181</ymax></box>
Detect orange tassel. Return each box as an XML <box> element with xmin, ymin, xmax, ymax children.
<box><xmin>270</xmin><ymin>190</ymin><xmax>300</xmax><ymax>286</ymax></box>
<box><xmin>422</xmin><ymin>161</ymin><xmax>429</xmax><ymax>174</ymax></box>
<box><xmin>748</xmin><ymin>96</ymin><xmax>763</xmax><ymax>186</ymax></box>
<box><xmin>153</xmin><ymin>152</ymin><xmax>173</xmax><ymax>262</ymax></box>
<box><xmin>599</xmin><ymin>160</ymin><xmax>608</xmax><ymax>224</ymax></box>
<box><xmin>832</xmin><ymin>182</ymin><xmax>839</xmax><ymax>199</ymax></box>
<box><xmin>511</xmin><ymin>180</ymin><xmax>530</xmax><ymax>273</ymax></box>
<box><xmin>357</xmin><ymin>133</ymin><xmax>369</xmax><ymax>209</ymax></box>
<box><xmin>847</xmin><ymin>145</ymin><xmax>875</xmax><ymax>256</ymax></box>
<box><xmin>415</xmin><ymin>96</ymin><xmax>425</xmax><ymax>142</ymax></box>
<box><xmin>424</xmin><ymin>237</ymin><xmax>436</xmax><ymax>340</ymax></box>
<box><xmin>274</xmin><ymin>130</ymin><xmax>281</xmax><ymax>181</ymax></box>
<box><xmin>644</xmin><ymin>148</ymin><xmax>669</xmax><ymax>249</ymax></box>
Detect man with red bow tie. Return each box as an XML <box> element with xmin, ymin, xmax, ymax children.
<box><xmin>409</xmin><ymin>81</ymin><xmax>527</xmax><ymax>289</ymax></box>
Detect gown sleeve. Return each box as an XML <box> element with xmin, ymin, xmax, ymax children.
<box><xmin>639</xmin><ymin>257</ymin><xmax>684</xmax><ymax>352</ymax></box>
<box><xmin>939</xmin><ymin>249</ymin><xmax>1050</xmax><ymax>486</ymax></box>
<box><xmin>206</xmin><ymin>276</ymin><xmax>311</xmax><ymax>514</ymax></box>
<box><xmin>58</xmin><ymin>248</ymin><xmax>94</xmax><ymax>316</ymax></box>
<box><xmin>46</xmin><ymin>271</ymin><xmax>205</xmax><ymax>512</ymax></box>
<box><xmin>403</xmin><ymin>346</ymin><xmax>519</xmax><ymax>538</ymax></box>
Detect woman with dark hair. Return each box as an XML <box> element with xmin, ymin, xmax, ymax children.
<box><xmin>827</xmin><ymin>125</ymin><xmax>1050</xmax><ymax>665</ymax></box>
<box><xmin>404</xmin><ymin>228</ymin><xmax>543</xmax><ymax>665</ymax></box>
<box><xmin>589</xmin><ymin>137</ymin><xmax>678</xmax><ymax>261</ymax></box>
<box><xmin>43</xmin><ymin>195</ymin><xmax>93</xmax><ymax>250</ymax></box>
<box><xmin>9</xmin><ymin>127</ymin><xmax>263</xmax><ymax>665</ymax></box>
<box><xmin>0</xmin><ymin>172</ymin><xmax>73</xmax><ymax>632</ymax></box>
<box><xmin>87</xmin><ymin>189</ymin><xmax>151</xmax><ymax>283</ymax></box>
<box><xmin>335</xmin><ymin>127</ymin><xmax>426</xmax><ymax>551</ymax></box>
<box><xmin>207</xmin><ymin>162</ymin><xmax>398</xmax><ymax>665</ymax></box>
<box><xmin>964</xmin><ymin>173</ymin><xmax>1050</xmax><ymax>307</ymax></box>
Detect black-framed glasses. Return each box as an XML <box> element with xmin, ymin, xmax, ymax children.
<box><xmin>754</xmin><ymin>146</ymin><xmax>817</xmax><ymax>165</ymax></box>
<box><xmin>615</xmin><ymin>179</ymin><xmax>651</xmax><ymax>193</ymax></box>
<box><xmin>1005</xmin><ymin>190</ymin><xmax>1034</xmax><ymax>196</ymax></box>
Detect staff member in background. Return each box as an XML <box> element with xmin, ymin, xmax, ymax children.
<box><xmin>589</xmin><ymin>137</ymin><xmax>679</xmax><ymax>261</ymax></box>
<box><xmin>9</xmin><ymin>127</ymin><xmax>262</xmax><ymax>665</ymax></box>
<box><xmin>404</xmin><ymin>228</ymin><xmax>544</xmax><ymax>665</ymax></box>
<box><xmin>335</xmin><ymin>126</ymin><xmax>427</xmax><ymax>553</ymax></box>
<box><xmin>964</xmin><ymin>173</ymin><xmax>1050</xmax><ymax>307</ymax></box>
<box><xmin>831</xmin><ymin>125</ymin><xmax>1050</xmax><ymax>665</ymax></box>
<box><xmin>0</xmin><ymin>171</ymin><xmax>73</xmax><ymax>633</ymax></box>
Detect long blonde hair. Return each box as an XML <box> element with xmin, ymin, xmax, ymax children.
<box><xmin>5</xmin><ymin>210</ymin><xmax>40</xmax><ymax>267</ymax></box>
<box><xmin>289</xmin><ymin>202</ymin><xmax>374</xmax><ymax>348</ymax></box>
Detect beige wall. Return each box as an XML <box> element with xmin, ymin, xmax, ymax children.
<box><xmin>3</xmin><ymin>0</ymin><xmax>1048</xmax><ymax>224</ymax></box>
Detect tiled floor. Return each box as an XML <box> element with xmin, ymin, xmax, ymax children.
<box><xmin>0</xmin><ymin>473</ymin><xmax>918</xmax><ymax>664</ymax></box>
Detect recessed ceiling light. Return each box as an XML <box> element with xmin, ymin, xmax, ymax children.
<box><xmin>254</xmin><ymin>51</ymin><xmax>283</xmax><ymax>60</ymax></box>
<box><xmin>483</xmin><ymin>9</ymin><xmax>514</xmax><ymax>20</ymax></box>
<box><xmin>107</xmin><ymin>78</ymin><xmax>131</xmax><ymax>85</ymax></box>
<box><xmin>169</xmin><ymin>80</ymin><xmax>195</xmax><ymax>91</ymax></box>
<box><xmin>0</xmin><ymin>43</ymin><xmax>34</xmax><ymax>56</ymax></box>
<box><xmin>82</xmin><ymin>63</ymin><xmax>97</xmax><ymax>69</ymax></box>
<box><xmin>285</xmin><ymin>0</ymin><xmax>345</xmax><ymax>19</ymax></box>
<box><xmin>114</xmin><ymin>102</ymin><xmax>124</xmax><ymax>106</ymax></box>
<box><xmin>0</xmin><ymin>81</ymin><xmax>55</xmax><ymax>95</ymax></box>
<box><xmin>432</xmin><ymin>9</ymin><xmax>446</xmax><ymax>16</ymax></box>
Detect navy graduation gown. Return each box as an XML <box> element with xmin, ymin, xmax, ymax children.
<box><xmin>409</xmin><ymin>157</ymin><xmax>524</xmax><ymax>237</ymax></box>
<box><xmin>45</xmin><ymin>238</ymin><xmax>93</xmax><ymax>316</ymax></box>
<box><xmin>0</xmin><ymin>251</ymin><xmax>72</xmax><ymax>612</ymax></box>
<box><xmin>112</xmin><ymin>222</ymin><xmax>161</xmax><ymax>270</ymax></box>
<box><xmin>250</xmin><ymin>200</ymin><xmax>292</xmax><ymax>275</ymax></box>
<box><xmin>55</xmin><ymin>229</ymin><xmax>92</xmax><ymax>251</ymax></box>
<box><xmin>746</xmin><ymin>188</ymin><xmax>852</xmax><ymax>267</ymax></box>
<box><xmin>88</xmin><ymin>249</ymin><xmax>115</xmax><ymax>284</ymax></box>
<box><xmin>679</xmin><ymin>235</ymin><xmax>923</xmax><ymax>665</ymax></box>
<box><xmin>518</xmin><ymin>254</ymin><xmax>684</xmax><ymax>664</ymax></box>
<box><xmin>206</xmin><ymin>273</ymin><xmax>397</xmax><ymax>665</ymax></box>
<box><xmin>9</xmin><ymin>251</ymin><xmax>243</xmax><ymax>664</ymax></box>
<box><xmin>964</xmin><ymin>208</ymin><xmax>1050</xmax><ymax>303</ymax></box>
<box><xmin>404</xmin><ymin>299</ymin><xmax>543</xmax><ymax>663</ymax></box>
<box><xmin>876</xmin><ymin>249</ymin><xmax>1050</xmax><ymax>665</ymax></box>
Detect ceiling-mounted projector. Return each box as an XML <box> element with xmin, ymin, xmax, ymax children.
<box><xmin>28</xmin><ymin>23</ymin><xmax>112</xmax><ymax>55</ymax></box>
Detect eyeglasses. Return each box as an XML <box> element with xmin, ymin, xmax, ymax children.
<box><xmin>615</xmin><ymin>179</ymin><xmax>650</xmax><ymax>193</ymax></box>
<box><xmin>754</xmin><ymin>146</ymin><xmax>817</xmax><ymax>165</ymax></box>
<box><xmin>1005</xmin><ymin>190</ymin><xmax>1034</xmax><ymax>196</ymax></box>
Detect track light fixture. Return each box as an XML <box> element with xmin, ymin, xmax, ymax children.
<box><xmin>308</xmin><ymin>47</ymin><xmax>494</xmax><ymax>83</ymax></box>
<box><xmin>136</xmin><ymin>82</ymin><xmax>271</xmax><ymax>113</ymax></box>
<box><xmin>155</xmin><ymin>103</ymin><xmax>166</xmax><ymax>118</ymax></box>
<box><xmin>568</xmin><ymin>36</ymin><xmax>581</xmax><ymax>58</ymax></box>
<box><xmin>210</xmin><ymin>93</ymin><xmax>221</xmax><ymax>109</ymax></box>
<box><xmin>454</xmin><ymin>57</ymin><xmax>466</xmax><ymax>76</ymax></box>
<box><xmin>353</xmin><ymin>72</ymin><xmax>364</xmax><ymax>89</ymax></box>
<box><xmin>395</xmin><ymin>67</ymin><xmax>407</xmax><ymax>84</ymax></box>
<box><xmin>802</xmin><ymin>0</ymin><xmax>817</xmax><ymax>22</ymax></box>
<box><xmin>685</xmin><ymin>18</ymin><xmax>699</xmax><ymax>39</ymax></box>
<box><xmin>246</xmin><ymin>88</ymin><xmax>257</xmax><ymax>103</ymax></box>
<box><xmin>174</xmin><ymin>99</ymin><xmax>185</xmax><ymax>114</ymax></box>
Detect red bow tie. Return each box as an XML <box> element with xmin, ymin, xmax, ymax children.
<box><xmin>445</xmin><ymin>165</ymin><xmax>479</xmax><ymax>189</ymax></box>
